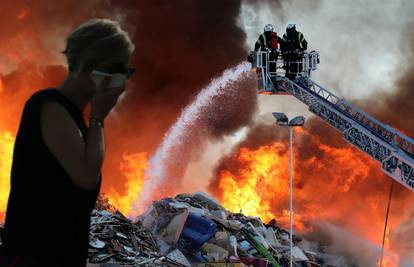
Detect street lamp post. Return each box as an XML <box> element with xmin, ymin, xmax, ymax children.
<box><xmin>272</xmin><ymin>112</ymin><xmax>305</xmax><ymax>267</ymax></box>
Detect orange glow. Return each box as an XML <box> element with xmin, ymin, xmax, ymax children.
<box><xmin>218</xmin><ymin>141</ymin><xmax>307</xmax><ymax>231</ymax></box>
<box><xmin>216</xmin><ymin>128</ymin><xmax>408</xmax><ymax>261</ymax></box>
<box><xmin>0</xmin><ymin>130</ymin><xmax>14</xmax><ymax>222</ymax></box>
<box><xmin>17</xmin><ymin>9</ymin><xmax>29</xmax><ymax>21</ymax></box>
<box><xmin>218</xmin><ymin>143</ymin><xmax>291</xmax><ymax>224</ymax></box>
<box><xmin>0</xmin><ymin>131</ymin><xmax>148</xmax><ymax>221</ymax></box>
<box><xmin>377</xmin><ymin>228</ymin><xmax>399</xmax><ymax>267</ymax></box>
<box><xmin>106</xmin><ymin>152</ymin><xmax>148</xmax><ymax>216</ymax></box>
<box><xmin>0</xmin><ymin>78</ymin><xmax>4</xmax><ymax>94</ymax></box>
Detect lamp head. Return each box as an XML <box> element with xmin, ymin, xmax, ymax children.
<box><xmin>272</xmin><ymin>112</ymin><xmax>289</xmax><ymax>126</ymax></box>
<box><xmin>289</xmin><ymin>116</ymin><xmax>305</xmax><ymax>127</ymax></box>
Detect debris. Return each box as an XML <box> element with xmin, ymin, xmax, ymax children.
<box><xmin>201</xmin><ymin>242</ymin><xmax>229</xmax><ymax>262</ymax></box>
<box><xmin>88</xmin><ymin>196</ymin><xmax>171</xmax><ymax>266</ymax></box>
<box><xmin>228</xmin><ymin>235</ymin><xmax>238</xmax><ymax>257</ymax></box>
<box><xmin>178</xmin><ymin>211</ymin><xmax>217</xmax><ymax>250</ymax></box>
<box><xmin>166</xmin><ymin>249</ymin><xmax>191</xmax><ymax>267</ymax></box>
<box><xmin>291</xmin><ymin>246</ymin><xmax>309</xmax><ymax>261</ymax></box>
<box><xmin>243</xmin><ymin>229</ymin><xmax>280</xmax><ymax>267</ymax></box>
<box><xmin>212</xmin><ymin>231</ymin><xmax>230</xmax><ymax>251</ymax></box>
<box><xmin>87</xmin><ymin>193</ymin><xmax>335</xmax><ymax>266</ymax></box>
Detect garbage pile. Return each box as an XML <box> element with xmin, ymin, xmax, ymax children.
<box><xmin>88</xmin><ymin>195</ymin><xmax>194</xmax><ymax>266</ymax></box>
<box><xmin>88</xmin><ymin>193</ymin><xmax>335</xmax><ymax>267</ymax></box>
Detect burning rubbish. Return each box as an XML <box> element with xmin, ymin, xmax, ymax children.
<box><xmin>87</xmin><ymin>193</ymin><xmax>335</xmax><ymax>267</ymax></box>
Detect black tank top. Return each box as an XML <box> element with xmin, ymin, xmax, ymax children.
<box><xmin>0</xmin><ymin>89</ymin><xmax>101</xmax><ymax>266</ymax></box>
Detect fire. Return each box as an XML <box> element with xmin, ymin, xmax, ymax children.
<box><xmin>0</xmin><ymin>130</ymin><xmax>14</xmax><ymax>222</ymax></box>
<box><xmin>215</xmin><ymin>127</ymin><xmax>408</xmax><ymax>265</ymax></box>
<box><xmin>0</xmin><ymin>127</ymin><xmax>148</xmax><ymax>221</ymax></box>
<box><xmin>377</xmin><ymin>227</ymin><xmax>399</xmax><ymax>267</ymax></box>
<box><xmin>106</xmin><ymin>152</ymin><xmax>148</xmax><ymax>216</ymax></box>
<box><xmin>218</xmin><ymin>142</ymin><xmax>291</xmax><ymax>224</ymax></box>
<box><xmin>217</xmin><ymin>141</ymin><xmax>308</xmax><ymax>231</ymax></box>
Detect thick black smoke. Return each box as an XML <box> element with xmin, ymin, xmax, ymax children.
<box><xmin>107</xmin><ymin>0</ymin><xmax>248</xmax><ymax>148</ymax></box>
<box><xmin>101</xmin><ymin>0</ymin><xmax>262</xmax><ymax>189</ymax></box>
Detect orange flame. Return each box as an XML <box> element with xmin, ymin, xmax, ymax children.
<box><xmin>0</xmin><ymin>78</ymin><xmax>4</xmax><ymax>94</ymax></box>
<box><xmin>377</xmin><ymin>227</ymin><xmax>399</xmax><ymax>267</ymax></box>
<box><xmin>215</xmin><ymin>128</ymin><xmax>408</xmax><ymax>265</ymax></box>
<box><xmin>218</xmin><ymin>141</ymin><xmax>307</xmax><ymax>230</ymax></box>
<box><xmin>0</xmin><ymin>127</ymin><xmax>148</xmax><ymax>221</ymax></box>
<box><xmin>0</xmin><ymin>130</ymin><xmax>14</xmax><ymax>222</ymax></box>
<box><xmin>106</xmin><ymin>152</ymin><xmax>148</xmax><ymax>216</ymax></box>
<box><xmin>219</xmin><ymin>143</ymin><xmax>288</xmax><ymax>221</ymax></box>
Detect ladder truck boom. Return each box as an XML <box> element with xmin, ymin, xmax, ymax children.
<box><xmin>251</xmin><ymin>50</ymin><xmax>414</xmax><ymax>191</ymax></box>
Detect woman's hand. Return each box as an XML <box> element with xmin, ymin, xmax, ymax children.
<box><xmin>90</xmin><ymin>77</ymin><xmax>124</xmax><ymax>120</ymax></box>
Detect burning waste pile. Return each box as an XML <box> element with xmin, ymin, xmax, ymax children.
<box><xmin>88</xmin><ymin>196</ymin><xmax>163</xmax><ymax>265</ymax></box>
<box><xmin>87</xmin><ymin>193</ymin><xmax>334</xmax><ymax>267</ymax></box>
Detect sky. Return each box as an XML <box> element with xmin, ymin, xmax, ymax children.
<box><xmin>240</xmin><ymin>0</ymin><xmax>414</xmax><ymax>116</ymax></box>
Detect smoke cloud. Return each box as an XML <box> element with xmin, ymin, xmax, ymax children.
<box><xmin>302</xmin><ymin>221</ymin><xmax>399</xmax><ymax>267</ymax></box>
<box><xmin>103</xmin><ymin>0</ymin><xmax>259</xmax><ymax>193</ymax></box>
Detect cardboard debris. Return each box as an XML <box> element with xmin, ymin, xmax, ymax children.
<box><xmin>86</xmin><ymin>193</ymin><xmax>337</xmax><ymax>266</ymax></box>
<box><xmin>88</xmin><ymin>209</ymin><xmax>163</xmax><ymax>266</ymax></box>
<box><xmin>292</xmin><ymin>246</ymin><xmax>309</xmax><ymax>261</ymax></box>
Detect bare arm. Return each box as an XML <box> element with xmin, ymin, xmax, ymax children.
<box><xmin>41</xmin><ymin>103</ymin><xmax>104</xmax><ymax>190</ymax></box>
<box><xmin>40</xmin><ymin>76</ymin><xmax>123</xmax><ymax>189</ymax></box>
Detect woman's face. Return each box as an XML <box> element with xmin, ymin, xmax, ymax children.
<box><xmin>77</xmin><ymin>50</ymin><xmax>131</xmax><ymax>98</ymax></box>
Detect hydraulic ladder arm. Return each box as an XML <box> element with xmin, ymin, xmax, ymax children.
<box><xmin>251</xmin><ymin>50</ymin><xmax>414</xmax><ymax>190</ymax></box>
<box><xmin>277</xmin><ymin>76</ymin><xmax>414</xmax><ymax>191</ymax></box>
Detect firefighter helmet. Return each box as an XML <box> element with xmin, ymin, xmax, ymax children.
<box><xmin>287</xmin><ymin>22</ymin><xmax>296</xmax><ymax>30</ymax></box>
<box><xmin>264</xmin><ymin>24</ymin><xmax>274</xmax><ymax>32</ymax></box>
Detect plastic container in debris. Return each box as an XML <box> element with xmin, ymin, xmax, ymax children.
<box><xmin>179</xmin><ymin>212</ymin><xmax>217</xmax><ymax>249</ymax></box>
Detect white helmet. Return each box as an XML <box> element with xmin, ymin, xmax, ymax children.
<box><xmin>264</xmin><ymin>24</ymin><xmax>274</xmax><ymax>32</ymax></box>
<box><xmin>287</xmin><ymin>22</ymin><xmax>296</xmax><ymax>30</ymax></box>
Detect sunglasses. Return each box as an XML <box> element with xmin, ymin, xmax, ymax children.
<box><xmin>96</xmin><ymin>62</ymin><xmax>136</xmax><ymax>79</ymax></box>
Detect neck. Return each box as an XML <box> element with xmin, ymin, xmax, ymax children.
<box><xmin>57</xmin><ymin>74</ymin><xmax>90</xmax><ymax>111</ymax></box>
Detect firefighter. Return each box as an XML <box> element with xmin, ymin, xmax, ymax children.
<box><xmin>254</xmin><ymin>24</ymin><xmax>283</xmax><ymax>52</ymax></box>
<box><xmin>254</xmin><ymin>24</ymin><xmax>283</xmax><ymax>87</ymax></box>
<box><xmin>281</xmin><ymin>22</ymin><xmax>308</xmax><ymax>80</ymax></box>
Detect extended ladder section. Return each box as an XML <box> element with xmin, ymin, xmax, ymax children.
<box><xmin>253</xmin><ymin>51</ymin><xmax>414</xmax><ymax>191</ymax></box>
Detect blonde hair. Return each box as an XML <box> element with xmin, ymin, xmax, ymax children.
<box><xmin>62</xmin><ymin>18</ymin><xmax>135</xmax><ymax>72</ymax></box>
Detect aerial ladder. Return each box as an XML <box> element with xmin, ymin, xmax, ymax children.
<box><xmin>250</xmin><ymin>50</ymin><xmax>414</xmax><ymax>191</ymax></box>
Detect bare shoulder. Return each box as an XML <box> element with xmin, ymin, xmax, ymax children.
<box><xmin>40</xmin><ymin>101</ymin><xmax>84</xmax><ymax>160</ymax></box>
<box><xmin>40</xmin><ymin>101</ymin><xmax>90</xmax><ymax>189</ymax></box>
<box><xmin>41</xmin><ymin>101</ymin><xmax>72</xmax><ymax>122</ymax></box>
<box><xmin>40</xmin><ymin>102</ymin><xmax>82</xmax><ymax>138</ymax></box>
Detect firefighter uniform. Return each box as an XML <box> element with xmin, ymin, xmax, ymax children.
<box><xmin>254</xmin><ymin>31</ymin><xmax>284</xmax><ymax>86</ymax></box>
<box><xmin>254</xmin><ymin>31</ymin><xmax>284</xmax><ymax>52</ymax></box>
<box><xmin>281</xmin><ymin>27</ymin><xmax>308</xmax><ymax>80</ymax></box>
